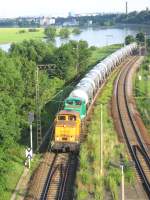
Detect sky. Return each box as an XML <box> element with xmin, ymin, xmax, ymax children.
<box><xmin>0</xmin><ymin>0</ymin><xmax>150</xmax><ymax>18</ymax></box>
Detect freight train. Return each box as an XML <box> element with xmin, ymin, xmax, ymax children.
<box><xmin>51</xmin><ymin>43</ymin><xmax>137</xmax><ymax>152</ymax></box>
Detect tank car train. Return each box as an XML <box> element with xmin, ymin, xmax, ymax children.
<box><xmin>51</xmin><ymin>43</ymin><xmax>137</xmax><ymax>152</ymax></box>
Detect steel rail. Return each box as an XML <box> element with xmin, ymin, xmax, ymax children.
<box><xmin>115</xmin><ymin>56</ymin><xmax>150</xmax><ymax>197</ymax></box>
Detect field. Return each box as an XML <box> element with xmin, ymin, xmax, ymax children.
<box><xmin>0</xmin><ymin>27</ymin><xmax>74</xmax><ymax>44</ymax></box>
<box><xmin>0</xmin><ymin>28</ymin><xmax>44</xmax><ymax>44</ymax></box>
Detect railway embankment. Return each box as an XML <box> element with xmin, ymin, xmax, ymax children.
<box><xmin>76</xmin><ymin>63</ymin><xmax>135</xmax><ymax>200</ymax></box>
<box><xmin>112</xmin><ymin>56</ymin><xmax>150</xmax><ymax>199</ymax></box>
<box><xmin>133</xmin><ymin>55</ymin><xmax>150</xmax><ymax>135</ymax></box>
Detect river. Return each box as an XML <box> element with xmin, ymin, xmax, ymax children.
<box><xmin>1</xmin><ymin>24</ymin><xmax>150</xmax><ymax>52</ymax></box>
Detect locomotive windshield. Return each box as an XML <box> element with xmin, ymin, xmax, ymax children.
<box><xmin>66</xmin><ymin>100</ymin><xmax>73</xmax><ymax>105</ymax></box>
<box><xmin>58</xmin><ymin>115</ymin><xmax>66</xmax><ymax>120</ymax></box>
<box><xmin>66</xmin><ymin>99</ymin><xmax>81</xmax><ymax>106</ymax></box>
<box><xmin>75</xmin><ymin>100</ymin><xmax>81</xmax><ymax>105</ymax></box>
<box><xmin>68</xmin><ymin>115</ymin><xmax>76</xmax><ymax>121</ymax></box>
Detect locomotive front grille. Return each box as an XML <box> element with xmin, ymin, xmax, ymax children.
<box><xmin>62</xmin><ymin>137</ymin><xmax>67</xmax><ymax>141</ymax></box>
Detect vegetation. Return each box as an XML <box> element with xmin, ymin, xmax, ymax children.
<box><xmin>59</xmin><ymin>28</ymin><xmax>70</xmax><ymax>39</ymax></box>
<box><xmin>0</xmin><ymin>40</ymin><xmax>121</xmax><ymax>199</ymax></box>
<box><xmin>0</xmin><ymin>28</ymin><xmax>44</xmax><ymax>44</ymax></box>
<box><xmin>125</xmin><ymin>32</ymin><xmax>150</xmax><ymax>47</ymax></box>
<box><xmin>44</xmin><ymin>26</ymin><xmax>57</xmax><ymax>41</ymax></box>
<box><xmin>72</xmin><ymin>27</ymin><xmax>82</xmax><ymax>35</ymax></box>
<box><xmin>76</xmin><ymin>70</ymin><xmax>135</xmax><ymax>200</ymax></box>
<box><xmin>134</xmin><ymin>56</ymin><xmax>150</xmax><ymax>132</ymax></box>
<box><xmin>125</xmin><ymin>35</ymin><xmax>135</xmax><ymax>45</ymax></box>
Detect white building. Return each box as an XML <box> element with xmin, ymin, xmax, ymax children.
<box><xmin>40</xmin><ymin>17</ymin><xmax>55</xmax><ymax>26</ymax></box>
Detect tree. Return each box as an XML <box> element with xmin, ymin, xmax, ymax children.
<box><xmin>44</xmin><ymin>27</ymin><xmax>56</xmax><ymax>41</ymax></box>
<box><xmin>125</xmin><ymin>35</ymin><xmax>135</xmax><ymax>45</ymax></box>
<box><xmin>136</xmin><ymin>32</ymin><xmax>145</xmax><ymax>44</ymax></box>
<box><xmin>59</xmin><ymin>28</ymin><xmax>70</xmax><ymax>39</ymax></box>
<box><xmin>10</xmin><ymin>40</ymin><xmax>55</xmax><ymax>64</ymax></box>
<box><xmin>72</xmin><ymin>28</ymin><xmax>81</xmax><ymax>35</ymax></box>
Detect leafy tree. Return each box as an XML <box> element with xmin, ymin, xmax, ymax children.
<box><xmin>136</xmin><ymin>32</ymin><xmax>145</xmax><ymax>44</ymax></box>
<box><xmin>10</xmin><ymin>40</ymin><xmax>55</xmax><ymax>64</ymax></box>
<box><xmin>52</xmin><ymin>40</ymin><xmax>91</xmax><ymax>80</ymax></box>
<box><xmin>146</xmin><ymin>38</ymin><xmax>150</xmax><ymax>48</ymax></box>
<box><xmin>53</xmin><ymin>44</ymin><xmax>76</xmax><ymax>80</ymax></box>
<box><xmin>44</xmin><ymin>27</ymin><xmax>56</xmax><ymax>41</ymax></box>
<box><xmin>125</xmin><ymin>35</ymin><xmax>135</xmax><ymax>45</ymax></box>
<box><xmin>59</xmin><ymin>28</ymin><xmax>70</xmax><ymax>39</ymax></box>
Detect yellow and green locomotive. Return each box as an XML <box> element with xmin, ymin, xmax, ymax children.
<box><xmin>51</xmin><ymin>110</ymin><xmax>81</xmax><ymax>152</ymax></box>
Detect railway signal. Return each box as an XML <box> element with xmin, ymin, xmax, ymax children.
<box><xmin>28</xmin><ymin>112</ymin><xmax>34</xmax><ymax>157</ymax></box>
<box><xmin>25</xmin><ymin>147</ymin><xmax>33</xmax><ymax>169</ymax></box>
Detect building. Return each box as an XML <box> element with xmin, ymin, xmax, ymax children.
<box><xmin>40</xmin><ymin>17</ymin><xmax>55</xmax><ymax>26</ymax></box>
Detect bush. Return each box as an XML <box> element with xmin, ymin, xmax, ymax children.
<box><xmin>72</xmin><ymin>27</ymin><xmax>81</xmax><ymax>35</ymax></box>
<box><xmin>59</xmin><ymin>28</ymin><xmax>70</xmax><ymax>39</ymax></box>
<box><xmin>28</xmin><ymin>28</ymin><xmax>39</xmax><ymax>32</ymax></box>
<box><xmin>18</xmin><ymin>29</ymin><xmax>26</xmax><ymax>34</ymax></box>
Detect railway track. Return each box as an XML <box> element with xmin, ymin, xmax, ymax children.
<box><xmin>113</xmin><ymin>56</ymin><xmax>150</xmax><ymax>197</ymax></box>
<box><xmin>36</xmin><ymin>152</ymin><xmax>77</xmax><ymax>200</ymax></box>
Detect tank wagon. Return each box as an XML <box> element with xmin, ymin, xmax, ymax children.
<box><xmin>51</xmin><ymin>43</ymin><xmax>137</xmax><ymax>152</ymax></box>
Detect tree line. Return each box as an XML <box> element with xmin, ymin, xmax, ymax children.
<box><xmin>1</xmin><ymin>9</ymin><xmax>150</xmax><ymax>27</ymax></box>
<box><xmin>125</xmin><ymin>32</ymin><xmax>150</xmax><ymax>49</ymax></box>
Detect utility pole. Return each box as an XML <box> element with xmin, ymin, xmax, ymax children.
<box><xmin>144</xmin><ymin>32</ymin><xmax>147</xmax><ymax>55</ymax></box>
<box><xmin>121</xmin><ymin>165</ymin><xmax>125</xmax><ymax>200</ymax></box>
<box><xmin>76</xmin><ymin>43</ymin><xmax>79</xmax><ymax>74</ymax></box>
<box><xmin>36</xmin><ymin>67</ymin><xmax>42</xmax><ymax>150</ymax></box>
<box><xmin>36</xmin><ymin>64</ymin><xmax>58</xmax><ymax>150</ymax></box>
<box><xmin>28</xmin><ymin>112</ymin><xmax>34</xmax><ymax>155</ymax></box>
<box><xmin>124</xmin><ymin>1</ymin><xmax>128</xmax><ymax>47</ymax></box>
<box><xmin>100</xmin><ymin>104</ymin><xmax>103</xmax><ymax>175</ymax></box>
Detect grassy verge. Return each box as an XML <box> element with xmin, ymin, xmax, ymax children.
<box><xmin>0</xmin><ymin>145</ymin><xmax>24</xmax><ymax>200</ymax></box>
<box><xmin>134</xmin><ymin>55</ymin><xmax>150</xmax><ymax>132</ymax></box>
<box><xmin>76</xmin><ymin>69</ymin><xmax>135</xmax><ymax>200</ymax></box>
<box><xmin>89</xmin><ymin>44</ymin><xmax>122</xmax><ymax>65</ymax></box>
<box><xmin>0</xmin><ymin>146</ymin><xmax>42</xmax><ymax>200</ymax></box>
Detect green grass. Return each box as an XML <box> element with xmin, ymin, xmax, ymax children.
<box><xmin>0</xmin><ymin>27</ymin><xmax>75</xmax><ymax>44</ymax></box>
<box><xmin>0</xmin><ymin>145</ymin><xmax>24</xmax><ymax>200</ymax></box>
<box><xmin>89</xmin><ymin>44</ymin><xmax>122</xmax><ymax>65</ymax></box>
<box><xmin>76</xmin><ymin>69</ymin><xmax>135</xmax><ymax>200</ymax></box>
<box><xmin>0</xmin><ymin>145</ymin><xmax>41</xmax><ymax>200</ymax></box>
<box><xmin>0</xmin><ymin>28</ymin><xmax>45</xmax><ymax>44</ymax></box>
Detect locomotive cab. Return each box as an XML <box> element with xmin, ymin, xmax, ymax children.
<box><xmin>51</xmin><ymin>110</ymin><xmax>81</xmax><ymax>152</ymax></box>
<box><xmin>64</xmin><ymin>97</ymin><xmax>86</xmax><ymax>119</ymax></box>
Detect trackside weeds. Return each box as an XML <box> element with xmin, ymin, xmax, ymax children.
<box><xmin>76</xmin><ymin>69</ymin><xmax>135</xmax><ymax>200</ymax></box>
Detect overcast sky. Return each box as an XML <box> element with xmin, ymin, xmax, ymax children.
<box><xmin>0</xmin><ymin>0</ymin><xmax>150</xmax><ymax>18</ymax></box>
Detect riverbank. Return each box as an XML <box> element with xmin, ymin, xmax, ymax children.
<box><xmin>1</xmin><ymin>24</ymin><xmax>150</xmax><ymax>48</ymax></box>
